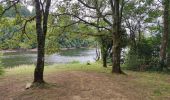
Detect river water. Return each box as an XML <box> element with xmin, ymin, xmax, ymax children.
<box><xmin>0</xmin><ymin>48</ymin><xmax>96</xmax><ymax>68</ymax></box>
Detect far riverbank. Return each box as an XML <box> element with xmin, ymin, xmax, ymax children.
<box><xmin>0</xmin><ymin>47</ymin><xmax>92</xmax><ymax>53</ymax></box>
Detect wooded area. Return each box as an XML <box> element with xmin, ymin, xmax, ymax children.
<box><xmin>0</xmin><ymin>0</ymin><xmax>170</xmax><ymax>99</ymax></box>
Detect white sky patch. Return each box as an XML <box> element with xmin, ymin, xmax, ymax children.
<box><xmin>27</xmin><ymin>6</ymin><xmax>33</xmax><ymax>12</ymax></box>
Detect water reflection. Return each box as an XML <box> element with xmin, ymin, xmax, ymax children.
<box><xmin>0</xmin><ymin>48</ymin><xmax>96</xmax><ymax>68</ymax></box>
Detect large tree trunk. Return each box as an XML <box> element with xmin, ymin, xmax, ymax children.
<box><xmin>112</xmin><ymin>36</ymin><xmax>122</xmax><ymax>73</ymax></box>
<box><xmin>160</xmin><ymin>0</ymin><xmax>170</xmax><ymax>70</ymax></box>
<box><xmin>111</xmin><ymin>0</ymin><xmax>123</xmax><ymax>74</ymax></box>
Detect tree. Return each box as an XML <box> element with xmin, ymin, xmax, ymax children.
<box><xmin>0</xmin><ymin>0</ymin><xmax>54</xmax><ymax>84</ymax></box>
<box><xmin>160</xmin><ymin>0</ymin><xmax>170</xmax><ymax>70</ymax></box>
<box><xmin>54</xmin><ymin>0</ymin><xmax>125</xmax><ymax>74</ymax></box>
<box><xmin>110</xmin><ymin>0</ymin><xmax>122</xmax><ymax>73</ymax></box>
<box><xmin>97</xmin><ymin>35</ymin><xmax>112</xmax><ymax>67</ymax></box>
<box><xmin>33</xmin><ymin>0</ymin><xmax>51</xmax><ymax>84</ymax></box>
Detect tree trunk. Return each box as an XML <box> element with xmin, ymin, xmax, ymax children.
<box><xmin>111</xmin><ymin>0</ymin><xmax>123</xmax><ymax>74</ymax></box>
<box><xmin>160</xmin><ymin>0</ymin><xmax>170</xmax><ymax>70</ymax></box>
<box><xmin>34</xmin><ymin>36</ymin><xmax>45</xmax><ymax>83</ymax></box>
<box><xmin>102</xmin><ymin>52</ymin><xmax>107</xmax><ymax>67</ymax></box>
<box><xmin>101</xmin><ymin>41</ymin><xmax>108</xmax><ymax>67</ymax></box>
<box><xmin>112</xmin><ymin>36</ymin><xmax>122</xmax><ymax>73</ymax></box>
<box><xmin>95</xmin><ymin>43</ymin><xmax>100</xmax><ymax>61</ymax></box>
<box><xmin>33</xmin><ymin>0</ymin><xmax>45</xmax><ymax>83</ymax></box>
<box><xmin>33</xmin><ymin>0</ymin><xmax>51</xmax><ymax>84</ymax></box>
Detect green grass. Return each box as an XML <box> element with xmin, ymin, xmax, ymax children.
<box><xmin>4</xmin><ymin>62</ymin><xmax>112</xmax><ymax>76</ymax></box>
<box><xmin>126</xmin><ymin>71</ymin><xmax>170</xmax><ymax>99</ymax></box>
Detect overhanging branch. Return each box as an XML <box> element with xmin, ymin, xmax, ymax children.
<box><xmin>52</xmin><ymin>13</ymin><xmax>111</xmax><ymax>32</ymax></box>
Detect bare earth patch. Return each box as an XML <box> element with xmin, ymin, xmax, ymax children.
<box><xmin>0</xmin><ymin>71</ymin><xmax>166</xmax><ymax>100</ymax></box>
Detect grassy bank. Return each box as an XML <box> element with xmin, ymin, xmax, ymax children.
<box><xmin>4</xmin><ymin>62</ymin><xmax>111</xmax><ymax>76</ymax></box>
<box><xmin>1</xmin><ymin>63</ymin><xmax>170</xmax><ymax>100</ymax></box>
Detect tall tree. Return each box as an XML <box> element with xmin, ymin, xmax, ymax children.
<box><xmin>0</xmin><ymin>0</ymin><xmax>54</xmax><ymax>84</ymax></box>
<box><xmin>160</xmin><ymin>0</ymin><xmax>170</xmax><ymax>70</ymax></box>
<box><xmin>54</xmin><ymin>0</ymin><xmax>125</xmax><ymax>73</ymax></box>
<box><xmin>110</xmin><ymin>0</ymin><xmax>124</xmax><ymax>73</ymax></box>
<box><xmin>34</xmin><ymin>0</ymin><xmax>51</xmax><ymax>84</ymax></box>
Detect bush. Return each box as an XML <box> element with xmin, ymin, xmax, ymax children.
<box><xmin>124</xmin><ymin>37</ymin><xmax>160</xmax><ymax>71</ymax></box>
<box><xmin>124</xmin><ymin>51</ymin><xmax>145</xmax><ymax>70</ymax></box>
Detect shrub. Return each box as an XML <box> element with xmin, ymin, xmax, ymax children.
<box><xmin>124</xmin><ymin>51</ymin><xmax>145</xmax><ymax>70</ymax></box>
<box><xmin>124</xmin><ymin>37</ymin><xmax>160</xmax><ymax>71</ymax></box>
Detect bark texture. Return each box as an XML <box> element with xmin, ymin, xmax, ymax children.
<box><xmin>34</xmin><ymin>0</ymin><xmax>51</xmax><ymax>83</ymax></box>
<box><xmin>111</xmin><ymin>0</ymin><xmax>123</xmax><ymax>73</ymax></box>
<box><xmin>160</xmin><ymin>0</ymin><xmax>170</xmax><ymax>70</ymax></box>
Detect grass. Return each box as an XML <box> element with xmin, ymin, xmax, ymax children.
<box><xmin>5</xmin><ymin>62</ymin><xmax>112</xmax><ymax>75</ymax></box>
<box><xmin>1</xmin><ymin>63</ymin><xmax>170</xmax><ymax>100</ymax></box>
<box><xmin>129</xmin><ymin>71</ymin><xmax>170</xmax><ymax>99</ymax></box>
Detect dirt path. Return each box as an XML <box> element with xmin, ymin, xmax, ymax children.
<box><xmin>0</xmin><ymin>71</ymin><xmax>150</xmax><ymax>100</ymax></box>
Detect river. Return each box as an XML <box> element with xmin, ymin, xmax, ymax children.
<box><xmin>0</xmin><ymin>48</ymin><xmax>96</xmax><ymax>68</ymax></box>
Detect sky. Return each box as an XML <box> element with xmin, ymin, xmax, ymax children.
<box><xmin>27</xmin><ymin>5</ymin><xmax>33</xmax><ymax>12</ymax></box>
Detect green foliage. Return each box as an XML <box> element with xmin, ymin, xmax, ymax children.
<box><xmin>124</xmin><ymin>36</ymin><xmax>160</xmax><ymax>71</ymax></box>
<box><xmin>0</xmin><ymin>0</ymin><xmax>166</xmax><ymax>73</ymax></box>
<box><xmin>3</xmin><ymin>5</ymin><xmax>32</xmax><ymax>17</ymax></box>
<box><xmin>0</xmin><ymin>18</ymin><xmax>37</xmax><ymax>50</ymax></box>
<box><xmin>45</xmin><ymin>36</ymin><xmax>60</xmax><ymax>54</ymax></box>
<box><xmin>45</xmin><ymin>13</ymin><xmax>95</xmax><ymax>54</ymax></box>
<box><xmin>124</xmin><ymin>51</ymin><xmax>142</xmax><ymax>70</ymax></box>
<box><xmin>46</xmin><ymin>25</ymin><xmax>93</xmax><ymax>54</ymax></box>
<box><xmin>0</xmin><ymin>4</ymin><xmax>3</xmax><ymax>14</ymax></box>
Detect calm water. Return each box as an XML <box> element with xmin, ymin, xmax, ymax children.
<box><xmin>0</xmin><ymin>48</ymin><xmax>96</xmax><ymax>68</ymax></box>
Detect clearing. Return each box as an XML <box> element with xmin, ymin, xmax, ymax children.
<box><xmin>0</xmin><ymin>63</ymin><xmax>170</xmax><ymax>100</ymax></box>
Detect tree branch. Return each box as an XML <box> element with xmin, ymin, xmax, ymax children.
<box><xmin>21</xmin><ymin>16</ymin><xmax>36</xmax><ymax>39</ymax></box>
<box><xmin>43</xmin><ymin>0</ymin><xmax>51</xmax><ymax>36</ymax></box>
<box><xmin>53</xmin><ymin>13</ymin><xmax>111</xmax><ymax>32</ymax></box>
<box><xmin>0</xmin><ymin>0</ymin><xmax>20</xmax><ymax>17</ymax></box>
<box><xmin>78</xmin><ymin>0</ymin><xmax>96</xmax><ymax>9</ymax></box>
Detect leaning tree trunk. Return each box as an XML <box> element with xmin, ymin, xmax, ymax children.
<box><xmin>160</xmin><ymin>0</ymin><xmax>169</xmax><ymax>70</ymax></box>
